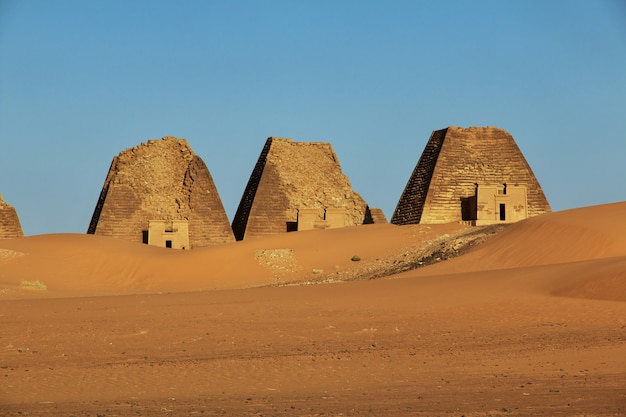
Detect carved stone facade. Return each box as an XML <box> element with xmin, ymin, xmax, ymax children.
<box><xmin>0</xmin><ymin>194</ymin><xmax>23</xmax><ymax>239</ymax></box>
<box><xmin>147</xmin><ymin>220</ymin><xmax>190</xmax><ymax>249</ymax></box>
<box><xmin>87</xmin><ymin>137</ymin><xmax>234</xmax><ymax>248</ymax></box>
<box><xmin>392</xmin><ymin>126</ymin><xmax>551</xmax><ymax>225</ymax></box>
<box><xmin>232</xmin><ymin>137</ymin><xmax>383</xmax><ymax>240</ymax></box>
<box><xmin>297</xmin><ymin>207</ymin><xmax>346</xmax><ymax>231</ymax></box>
<box><xmin>462</xmin><ymin>184</ymin><xmax>529</xmax><ymax>225</ymax></box>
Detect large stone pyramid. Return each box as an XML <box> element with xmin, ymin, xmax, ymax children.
<box><xmin>232</xmin><ymin>137</ymin><xmax>382</xmax><ymax>240</ymax></box>
<box><xmin>392</xmin><ymin>126</ymin><xmax>551</xmax><ymax>225</ymax></box>
<box><xmin>87</xmin><ymin>137</ymin><xmax>234</xmax><ymax>248</ymax></box>
<box><xmin>0</xmin><ymin>194</ymin><xmax>23</xmax><ymax>238</ymax></box>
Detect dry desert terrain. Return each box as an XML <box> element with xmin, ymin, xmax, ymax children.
<box><xmin>1</xmin><ymin>202</ymin><xmax>625</xmax><ymax>416</ymax></box>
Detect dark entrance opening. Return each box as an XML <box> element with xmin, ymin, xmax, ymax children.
<box><xmin>460</xmin><ymin>195</ymin><xmax>478</xmax><ymax>221</ymax></box>
<box><xmin>499</xmin><ymin>204</ymin><xmax>506</xmax><ymax>221</ymax></box>
<box><xmin>165</xmin><ymin>240</ymin><xmax>173</xmax><ymax>248</ymax></box>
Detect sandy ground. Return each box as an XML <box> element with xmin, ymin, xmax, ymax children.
<box><xmin>1</xmin><ymin>202</ymin><xmax>625</xmax><ymax>416</ymax></box>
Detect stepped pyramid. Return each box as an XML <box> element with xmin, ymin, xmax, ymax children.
<box><xmin>0</xmin><ymin>194</ymin><xmax>24</xmax><ymax>238</ymax></box>
<box><xmin>232</xmin><ymin>137</ymin><xmax>383</xmax><ymax>240</ymax></box>
<box><xmin>87</xmin><ymin>137</ymin><xmax>234</xmax><ymax>248</ymax></box>
<box><xmin>392</xmin><ymin>126</ymin><xmax>551</xmax><ymax>225</ymax></box>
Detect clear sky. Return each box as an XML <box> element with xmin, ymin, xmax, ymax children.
<box><xmin>1</xmin><ymin>0</ymin><xmax>625</xmax><ymax>236</ymax></box>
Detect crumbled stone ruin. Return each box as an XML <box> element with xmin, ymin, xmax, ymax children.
<box><xmin>0</xmin><ymin>193</ymin><xmax>24</xmax><ymax>239</ymax></box>
<box><xmin>232</xmin><ymin>137</ymin><xmax>386</xmax><ymax>241</ymax></box>
<box><xmin>87</xmin><ymin>137</ymin><xmax>234</xmax><ymax>248</ymax></box>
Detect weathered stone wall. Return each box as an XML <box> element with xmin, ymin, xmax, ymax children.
<box><xmin>392</xmin><ymin>126</ymin><xmax>551</xmax><ymax>224</ymax></box>
<box><xmin>367</xmin><ymin>207</ymin><xmax>388</xmax><ymax>224</ymax></box>
<box><xmin>0</xmin><ymin>194</ymin><xmax>23</xmax><ymax>239</ymax></box>
<box><xmin>474</xmin><ymin>184</ymin><xmax>529</xmax><ymax>225</ymax></box>
<box><xmin>232</xmin><ymin>137</ymin><xmax>375</xmax><ymax>240</ymax></box>
<box><xmin>390</xmin><ymin>129</ymin><xmax>446</xmax><ymax>225</ymax></box>
<box><xmin>87</xmin><ymin>137</ymin><xmax>234</xmax><ymax>247</ymax></box>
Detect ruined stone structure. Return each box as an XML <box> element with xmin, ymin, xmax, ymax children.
<box><xmin>0</xmin><ymin>194</ymin><xmax>23</xmax><ymax>238</ymax></box>
<box><xmin>88</xmin><ymin>137</ymin><xmax>234</xmax><ymax>248</ymax></box>
<box><xmin>391</xmin><ymin>126</ymin><xmax>551</xmax><ymax>225</ymax></box>
<box><xmin>232</xmin><ymin>137</ymin><xmax>382</xmax><ymax>240</ymax></box>
<box><xmin>366</xmin><ymin>207</ymin><xmax>388</xmax><ymax>225</ymax></box>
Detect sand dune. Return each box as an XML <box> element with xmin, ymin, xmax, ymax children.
<box><xmin>0</xmin><ymin>222</ymin><xmax>471</xmax><ymax>297</ymax></box>
<box><xmin>456</xmin><ymin>201</ymin><xmax>626</xmax><ymax>267</ymax></box>
<box><xmin>1</xmin><ymin>201</ymin><xmax>625</xmax><ymax>300</ymax></box>
<box><xmin>405</xmin><ymin>201</ymin><xmax>626</xmax><ymax>301</ymax></box>
<box><xmin>1</xmin><ymin>202</ymin><xmax>625</xmax><ymax>415</ymax></box>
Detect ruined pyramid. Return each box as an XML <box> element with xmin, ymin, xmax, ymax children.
<box><xmin>392</xmin><ymin>126</ymin><xmax>551</xmax><ymax>225</ymax></box>
<box><xmin>87</xmin><ymin>137</ymin><xmax>234</xmax><ymax>248</ymax></box>
<box><xmin>0</xmin><ymin>193</ymin><xmax>24</xmax><ymax>239</ymax></box>
<box><xmin>232</xmin><ymin>137</ymin><xmax>383</xmax><ymax>240</ymax></box>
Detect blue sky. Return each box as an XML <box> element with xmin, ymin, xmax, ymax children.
<box><xmin>1</xmin><ymin>0</ymin><xmax>625</xmax><ymax>236</ymax></box>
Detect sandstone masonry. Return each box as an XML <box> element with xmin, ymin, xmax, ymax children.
<box><xmin>87</xmin><ymin>137</ymin><xmax>234</xmax><ymax>247</ymax></box>
<box><xmin>0</xmin><ymin>193</ymin><xmax>23</xmax><ymax>238</ymax></box>
<box><xmin>392</xmin><ymin>126</ymin><xmax>551</xmax><ymax>225</ymax></box>
<box><xmin>232</xmin><ymin>137</ymin><xmax>384</xmax><ymax>240</ymax></box>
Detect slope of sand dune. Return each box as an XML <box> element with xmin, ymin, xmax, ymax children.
<box><xmin>1</xmin><ymin>202</ymin><xmax>624</xmax><ymax>300</ymax></box>
<box><xmin>405</xmin><ymin>201</ymin><xmax>626</xmax><ymax>302</ymax></box>
<box><xmin>420</xmin><ymin>201</ymin><xmax>626</xmax><ymax>270</ymax></box>
<box><xmin>0</xmin><ymin>222</ymin><xmax>474</xmax><ymax>298</ymax></box>
<box><xmin>1</xmin><ymin>202</ymin><xmax>625</xmax><ymax>416</ymax></box>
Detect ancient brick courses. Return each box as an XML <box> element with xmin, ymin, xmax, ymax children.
<box><xmin>366</xmin><ymin>207</ymin><xmax>388</xmax><ymax>225</ymax></box>
<box><xmin>232</xmin><ymin>137</ymin><xmax>377</xmax><ymax>240</ymax></box>
<box><xmin>392</xmin><ymin>126</ymin><xmax>551</xmax><ymax>225</ymax></box>
<box><xmin>87</xmin><ymin>137</ymin><xmax>234</xmax><ymax>247</ymax></box>
<box><xmin>0</xmin><ymin>194</ymin><xmax>24</xmax><ymax>238</ymax></box>
<box><xmin>10</xmin><ymin>128</ymin><xmax>552</xmax><ymax>240</ymax></box>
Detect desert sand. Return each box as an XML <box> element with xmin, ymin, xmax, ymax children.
<box><xmin>1</xmin><ymin>202</ymin><xmax>625</xmax><ymax>416</ymax></box>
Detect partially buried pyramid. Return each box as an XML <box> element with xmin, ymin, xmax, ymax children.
<box><xmin>232</xmin><ymin>137</ymin><xmax>384</xmax><ymax>241</ymax></box>
<box><xmin>392</xmin><ymin>126</ymin><xmax>551</xmax><ymax>226</ymax></box>
<box><xmin>87</xmin><ymin>137</ymin><xmax>234</xmax><ymax>248</ymax></box>
<box><xmin>0</xmin><ymin>193</ymin><xmax>24</xmax><ymax>238</ymax></box>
